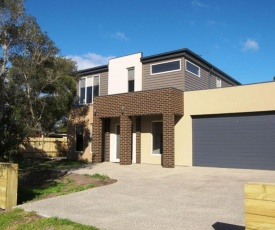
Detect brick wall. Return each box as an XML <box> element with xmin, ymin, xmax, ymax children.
<box><xmin>93</xmin><ymin>88</ymin><xmax>183</xmax><ymax>168</ymax></box>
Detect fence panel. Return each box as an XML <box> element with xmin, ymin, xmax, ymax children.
<box><xmin>20</xmin><ymin>137</ymin><xmax>68</xmax><ymax>157</ymax></box>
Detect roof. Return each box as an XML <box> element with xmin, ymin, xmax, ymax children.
<box><xmin>77</xmin><ymin>48</ymin><xmax>241</xmax><ymax>85</ymax></box>
<box><xmin>77</xmin><ymin>65</ymin><xmax>108</xmax><ymax>76</ymax></box>
<box><xmin>141</xmin><ymin>48</ymin><xmax>241</xmax><ymax>85</ymax></box>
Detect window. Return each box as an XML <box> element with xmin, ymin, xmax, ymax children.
<box><xmin>128</xmin><ymin>67</ymin><xmax>135</xmax><ymax>92</ymax></box>
<box><xmin>90</xmin><ymin>123</ymin><xmax>93</xmax><ymax>153</ymax></box>
<box><xmin>151</xmin><ymin>60</ymin><xmax>181</xmax><ymax>75</ymax></box>
<box><xmin>75</xmin><ymin>124</ymin><xmax>84</xmax><ymax>152</ymax></box>
<box><xmin>216</xmin><ymin>77</ymin><xmax>221</xmax><ymax>87</ymax></box>
<box><xmin>79</xmin><ymin>75</ymin><xmax>100</xmax><ymax>104</ymax></box>
<box><xmin>152</xmin><ymin>121</ymin><xmax>163</xmax><ymax>154</ymax></box>
<box><xmin>186</xmin><ymin>60</ymin><xmax>200</xmax><ymax>77</ymax></box>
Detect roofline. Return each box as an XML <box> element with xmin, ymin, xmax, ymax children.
<box><xmin>141</xmin><ymin>48</ymin><xmax>241</xmax><ymax>85</ymax></box>
<box><xmin>77</xmin><ymin>65</ymin><xmax>108</xmax><ymax>76</ymax></box>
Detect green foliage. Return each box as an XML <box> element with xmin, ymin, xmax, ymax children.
<box><xmin>0</xmin><ymin>0</ymin><xmax>77</xmax><ymax>161</ymax></box>
<box><xmin>0</xmin><ymin>208</ymin><xmax>99</xmax><ymax>230</ymax></box>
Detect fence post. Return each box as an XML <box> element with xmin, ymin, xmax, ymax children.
<box><xmin>0</xmin><ymin>163</ymin><xmax>18</xmax><ymax>210</ymax></box>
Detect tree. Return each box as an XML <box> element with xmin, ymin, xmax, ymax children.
<box><xmin>0</xmin><ymin>0</ymin><xmax>26</xmax><ymax>121</ymax></box>
<box><xmin>0</xmin><ymin>0</ymin><xmax>77</xmax><ymax>161</ymax></box>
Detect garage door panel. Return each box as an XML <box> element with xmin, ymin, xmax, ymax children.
<box><xmin>193</xmin><ymin>113</ymin><xmax>275</xmax><ymax>170</ymax></box>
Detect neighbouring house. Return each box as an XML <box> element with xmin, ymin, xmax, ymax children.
<box><xmin>67</xmin><ymin>48</ymin><xmax>275</xmax><ymax>170</ymax></box>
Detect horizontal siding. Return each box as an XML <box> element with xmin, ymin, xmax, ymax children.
<box><xmin>100</xmin><ymin>71</ymin><xmax>108</xmax><ymax>96</ymax></box>
<box><xmin>193</xmin><ymin>114</ymin><xmax>275</xmax><ymax>170</ymax></box>
<box><xmin>185</xmin><ymin>62</ymin><xmax>209</xmax><ymax>91</ymax></box>
<box><xmin>142</xmin><ymin>58</ymin><xmax>184</xmax><ymax>91</ymax></box>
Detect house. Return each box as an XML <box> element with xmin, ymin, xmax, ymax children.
<box><xmin>67</xmin><ymin>48</ymin><xmax>275</xmax><ymax>170</ymax></box>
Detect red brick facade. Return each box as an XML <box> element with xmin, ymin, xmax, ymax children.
<box><xmin>93</xmin><ymin>88</ymin><xmax>183</xmax><ymax>168</ymax></box>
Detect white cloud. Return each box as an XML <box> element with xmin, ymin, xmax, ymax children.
<box><xmin>67</xmin><ymin>53</ymin><xmax>114</xmax><ymax>70</ymax></box>
<box><xmin>191</xmin><ymin>0</ymin><xmax>208</xmax><ymax>8</ymax></box>
<box><xmin>111</xmin><ymin>32</ymin><xmax>128</xmax><ymax>41</ymax></box>
<box><xmin>242</xmin><ymin>39</ymin><xmax>259</xmax><ymax>51</ymax></box>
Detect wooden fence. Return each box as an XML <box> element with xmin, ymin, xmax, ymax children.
<box><xmin>245</xmin><ymin>182</ymin><xmax>275</xmax><ymax>230</ymax></box>
<box><xmin>20</xmin><ymin>137</ymin><xmax>68</xmax><ymax>158</ymax></box>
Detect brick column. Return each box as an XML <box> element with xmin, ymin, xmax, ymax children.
<box><xmin>120</xmin><ymin>115</ymin><xmax>132</xmax><ymax>165</ymax></box>
<box><xmin>93</xmin><ymin>116</ymin><xmax>103</xmax><ymax>163</ymax></box>
<box><xmin>104</xmin><ymin>118</ymin><xmax>110</xmax><ymax>162</ymax></box>
<box><xmin>162</xmin><ymin>113</ymin><xmax>175</xmax><ymax>168</ymax></box>
<box><xmin>136</xmin><ymin>116</ymin><xmax>141</xmax><ymax>164</ymax></box>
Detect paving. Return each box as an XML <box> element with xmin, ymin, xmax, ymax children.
<box><xmin>19</xmin><ymin>163</ymin><xmax>275</xmax><ymax>230</ymax></box>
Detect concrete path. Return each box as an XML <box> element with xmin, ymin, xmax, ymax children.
<box><xmin>19</xmin><ymin>163</ymin><xmax>275</xmax><ymax>230</ymax></box>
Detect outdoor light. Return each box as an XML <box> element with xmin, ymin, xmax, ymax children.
<box><xmin>121</xmin><ymin>106</ymin><xmax>125</xmax><ymax>114</ymax></box>
<box><xmin>93</xmin><ymin>108</ymin><xmax>97</xmax><ymax>116</ymax></box>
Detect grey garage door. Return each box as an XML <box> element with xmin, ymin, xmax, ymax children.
<box><xmin>192</xmin><ymin>113</ymin><xmax>275</xmax><ymax>170</ymax></box>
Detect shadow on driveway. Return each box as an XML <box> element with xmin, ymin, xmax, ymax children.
<box><xmin>212</xmin><ymin>222</ymin><xmax>244</xmax><ymax>230</ymax></box>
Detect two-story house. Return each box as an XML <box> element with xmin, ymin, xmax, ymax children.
<box><xmin>68</xmin><ymin>48</ymin><xmax>275</xmax><ymax>170</ymax></box>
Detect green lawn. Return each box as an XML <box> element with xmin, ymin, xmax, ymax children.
<box><xmin>0</xmin><ymin>208</ymin><xmax>99</xmax><ymax>230</ymax></box>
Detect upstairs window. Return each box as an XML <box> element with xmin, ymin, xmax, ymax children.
<box><xmin>186</xmin><ymin>60</ymin><xmax>200</xmax><ymax>77</ymax></box>
<box><xmin>79</xmin><ymin>75</ymin><xmax>100</xmax><ymax>104</ymax></box>
<box><xmin>151</xmin><ymin>60</ymin><xmax>181</xmax><ymax>75</ymax></box>
<box><xmin>216</xmin><ymin>77</ymin><xmax>221</xmax><ymax>87</ymax></box>
<box><xmin>128</xmin><ymin>67</ymin><xmax>135</xmax><ymax>92</ymax></box>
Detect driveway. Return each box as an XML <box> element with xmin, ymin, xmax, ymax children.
<box><xmin>20</xmin><ymin>163</ymin><xmax>275</xmax><ymax>230</ymax></box>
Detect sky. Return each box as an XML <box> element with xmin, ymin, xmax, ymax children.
<box><xmin>25</xmin><ymin>0</ymin><xmax>275</xmax><ymax>84</ymax></box>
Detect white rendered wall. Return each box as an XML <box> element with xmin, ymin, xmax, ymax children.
<box><xmin>108</xmin><ymin>53</ymin><xmax>142</xmax><ymax>95</ymax></box>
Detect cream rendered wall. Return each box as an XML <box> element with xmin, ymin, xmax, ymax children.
<box><xmin>175</xmin><ymin>82</ymin><xmax>275</xmax><ymax>166</ymax></box>
<box><xmin>108</xmin><ymin>53</ymin><xmax>142</xmax><ymax>95</ymax></box>
<box><xmin>141</xmin><ymin>115</ymin><xmax>162</xmax><ymax>165</ymax></box>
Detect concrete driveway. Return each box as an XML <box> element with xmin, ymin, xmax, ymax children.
<box><xmin>20</xmin><ymin>163</ymin><xmax>275</xmax><ymax>230</ymax></box>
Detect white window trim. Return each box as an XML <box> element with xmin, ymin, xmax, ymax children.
<box><xmin>216</xmin><ymin>77</ymin><xmax>221</xmax><ymax>87</ymax></box>
<box><xmin>151</xmin><ymin>120</ymin><xmax>163</xmax><ymax>156</ymax></box>
<box><xmin>79</xmin><ymin>74</ymin><xmax>100</xmax><ymax>105</ymax></box>
<box><xmin>185</xmin><ymin>60</ymin><xmax>200</xmax><ymax>77</ymax></box>
<box><xmin>150</xmin><ymin>59</ymin><xmax>181</xmax><ymax>75</ymax></box>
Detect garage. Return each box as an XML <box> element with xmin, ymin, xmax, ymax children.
<box><xmin>192</xmin><ymin>113</ymin><xmax>275</xmax><ymax>170</ymax></box>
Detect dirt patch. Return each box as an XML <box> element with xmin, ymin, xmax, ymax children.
<box><xmin>65</xmin><ymin>173</ymin><xmax>117</xmax><ymax>187</ymax></box>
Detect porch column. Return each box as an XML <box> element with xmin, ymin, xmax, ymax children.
<box><xmin>120</xmin><ymin>115</ymin><xmax>132</xmax><ymax>165</ymax></box>
<box><xmin>93</xmin><ymin>116</ymin><xmax>103</xmax><ymax>163</ymax></box>
<box><xmin>162</xmin><ymin>113</ymin><xmax>175</xmax><ymax>168</ymax></box>
<box><xmin>136</xmin><ymin>116</ymin><xmax>141</xmax><ymax>164</ymax></box>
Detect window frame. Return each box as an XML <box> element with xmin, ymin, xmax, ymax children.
<box><xmin>150</xmin><ymin>59</ymin><xmax>181</xmax><ymax>75</ymax></box>
<box><xmin>216</xmin><ymin>77</ymin><xmax>221</xmax><ymax>88</ymax></box>
<box><xmin>185</xmin><ymin>60</ymin><xmax>200</xmax><ymax>77</ymax></box>
<box><xmin>75</xmin><ymin>124</ymin><xmax>84</xmax><ymax>152</ymax></box>
<box><xmin>127</xmin><ymin>67</ymin><xmax>135</xmax><ymax>92</ymax></box>
<box><xmin>151</xmin><ymin>120</ymin><xmax>163</xmax><ymax>155</ymax></box>
<box><xmin>79</xmin><ymin>75</ymin><xmax>100</xmax><ymax>105</ymax></box>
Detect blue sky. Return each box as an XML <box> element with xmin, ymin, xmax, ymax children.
<box><xmin>25</xmin><ymin>0</ymin><xmax>275</xmax><ymax>84</ymax></box>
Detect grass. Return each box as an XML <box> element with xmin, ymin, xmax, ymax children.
<box><xmin>84</xmin><ymin>173</ymin><xmax>109</xmax><ymax>180</ymax></box>
<box><xmin>0</xmin><ymin>208</ymin><xmax>99</xmax><ymax>230</ymax></box>
<box><xmin>17</xmin><ymin>158</ymin><xmax>112</xmax><ymax>204</ymax></box>
<box><xmin>19</xmin><ymin>158</ymin><xmax>88</xmax><ymax>171</ymax></box>
<box><xmin>19</xmin><ymin>175</ymin><xmax>96</xmax><ymax>202</ymax></box>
